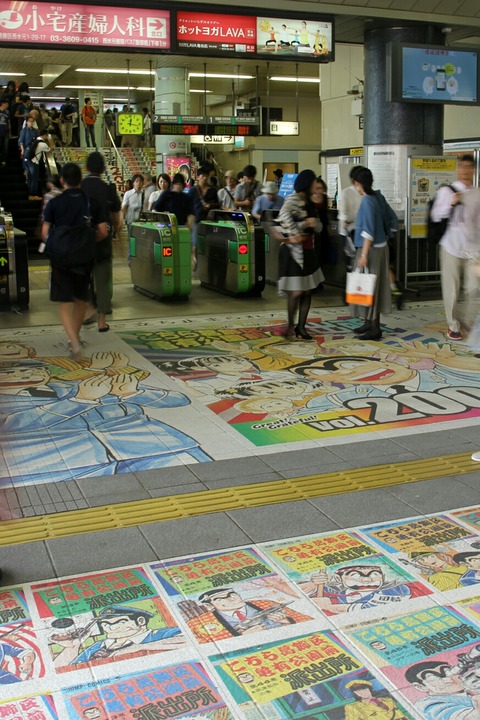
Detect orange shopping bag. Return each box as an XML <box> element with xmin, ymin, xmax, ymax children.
<box><xmin>346</xmin><ymin>268</ymin><xmax>376</xmax><ymax>306</ymax></box>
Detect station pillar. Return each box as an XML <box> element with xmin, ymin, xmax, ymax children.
<box><xmin>363</xmin><ymin>25</ymin><xmax>445</xmax><ymax>215</ymax></box>
<box><xmin>154</xmin><ymin>67</ymin><xmax>191</xmax><ymax>175</ymax></box>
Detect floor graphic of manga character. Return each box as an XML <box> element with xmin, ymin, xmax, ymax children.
<box><xmin>0</xmin><ymin>350</ymin><xmax>210</xmax><ymax>484</ymax></box>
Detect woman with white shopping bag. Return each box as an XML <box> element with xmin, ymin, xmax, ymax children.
<box><xmin>349</xmin><ymin>167</ymin><xmax>398</xmax><ymax>340</ymax></box>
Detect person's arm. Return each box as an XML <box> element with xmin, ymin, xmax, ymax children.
<box><xmin>251</xmin><ymin>196</ymin><xmax>262</xmax><ymax>220</ymax></box>
<box><xmin>111</xmin><ymin>211</ymin><xmax>122</xmax><ymax>235</ymax></box>
<box><xmin>356</xmin><ymin>198</ymin><xmax>374</xmax><ymax>269</ymax></box>
<box><xmin>121</xmin><ymin>190</ymin><xmax>130</xmax><ymax>218</ymax></box>
<box><xmin>96</xmin><ymin>222</ymin><xmax>108</xmax><ymax>241</ymax></box>
<box><xmin>431</xmin><ymin>185</ymin><xmax>458</xmax><ymax>222</ymax></box>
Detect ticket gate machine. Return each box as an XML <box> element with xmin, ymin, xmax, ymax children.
<box><xmin>129</xmin><ymin>212</ymin><xmax>191</xmax><ymax>300</ymax></box>
<box><xmin>0</xmin><ymin>211</ymin><xmax>29</xmax><ymax>310</ymax></box>
<box><xmin>197</xmin><ymin>210</ymin><xmax>266</xmax><ymax>296</ymax></box>
<box><xmin>260</xmin><ymin>209</ymin><xmax>281</xmax><ymax>285</ymax></box>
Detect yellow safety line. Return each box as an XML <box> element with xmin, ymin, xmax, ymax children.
<box><xmin>0</xmin><ymin>452</ymin><xmax>477</xmax><ymax>547</ymax></box>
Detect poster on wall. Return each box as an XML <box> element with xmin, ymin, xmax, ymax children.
<box><xmin>408</xmin><ymin>156</ymin><xmax>458</xmax><ymax>238</ymax></box>
<box><xmin>175</xmin><ymin>11</ymin><xmax>333</xmax><ymax>62</ymax></box>
<box><xmin>0</xmin><ymin>1</ymin><xmax>170</xmax><ymax>49</ymax></box>
<box><xmin>165</xmin><ymin>156</ymin><xmax>192</xmax><ymax>186</ymax></box>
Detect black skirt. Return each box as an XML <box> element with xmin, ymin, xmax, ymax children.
<box><xmin>278</xmin><ymin>243</ymin><xmax>324</xmax><ymax>294</ymax></box>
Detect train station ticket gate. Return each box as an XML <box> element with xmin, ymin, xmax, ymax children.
<box><xmin>197</xmin><ymin>210</ymin><xmax>266</xmax><ymax>296</ymax></box>
<box><xmin>129</xmin><ymin>212</ymin><xmax>191</xmax><ymax>300</ymax></box>
<box><xmin>0</xmin><ymin>211</ymin><xmax>29</xmax><ymax>310</ymax></box>
<box><xmin>260</xmin><ymin>209</ymin><xmax>281</xmax><ymax>285</ymax></box>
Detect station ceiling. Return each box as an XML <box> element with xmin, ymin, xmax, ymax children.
<box><xmin>0</xmin><ymin>0</ymin><xmax>478</xmax><ymax>105</ymax></box>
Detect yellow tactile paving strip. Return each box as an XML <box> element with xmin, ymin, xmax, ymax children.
<box><xmin>1</xmin><ymin>451</ymin><xmax>477</xmax><ymax>547</ymax></box>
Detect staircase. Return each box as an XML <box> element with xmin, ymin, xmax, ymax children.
<box><xmin>0</xmin><ymin>139</ymin><xmax>42</xmax><ymax>254</ymax></box>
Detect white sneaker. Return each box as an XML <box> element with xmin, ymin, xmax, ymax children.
<box><xmin>471</xmin><ymin>452</ymin><xmax>480</xmax><ymax>462</ymax></box>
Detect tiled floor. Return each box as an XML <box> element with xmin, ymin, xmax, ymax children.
<box><xmin>2</xmin><ymin>281</ymin><xmax>480</xmax><ymax>718</ymax></box>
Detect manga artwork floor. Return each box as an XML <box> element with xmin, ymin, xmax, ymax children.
<box><xmin>2</xmin><ymin>302</ymin><xmax>480</xmax><ymax>488</ymax></box>
<box><xmin>3</xmin><ymin>505</ymin><xmax>480</xmax><ymax>719</ymax></box>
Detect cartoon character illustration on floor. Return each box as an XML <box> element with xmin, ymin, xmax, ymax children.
<box><xmin>452</xmin><ymin>551</ymin><xmax>480</xmax><ymax>586</ymax></box>
<box><xmin>0</xmin><ymin>351</ymin><xmax>210</xmax><ymax>484</ymax></box>
<box><xmin>456</xmin><ymin>644</ymin><xmax>480</xmax><ymax>697</ymax></box>
<box><xmin>405</xmin><ymin>551</ymin><xmax>468</xmax><ymax>592</ymax></box>
<box><xmin>0</xmin><ymin>635</ymin><xmax>36</xmax><ymax>683</ymax></box>
<box><xmin>405</xmin><ymin>660</ymin><xmax>480</xmax><ymax>720</ymax></box>
<box><xmin>82</xmin><ymin>710</ymin><xmax>102</xmax><ymax>720</ymax></box>
<box><xmin>184</xmin><ymin>587</ymin><xmax>309</xmax><ymax>642</ymax></box>
<box><xmin>51</xmin><ymin>605</ymin><xmax>184</xmax><ymax>669</ymax></box>
<box><xmin>290</xmin><ymin>339</ymin><xmax>480</xmax><ymax>417</ymax></box>
<box><xmin>160</xmin><ymin>354</ymin><xmax>264</xmax><ymax>400</ymax></box>
<box><xmin>344</xmin><ymin>680</ymin><xmax>409</xmax><ymax>720</ymax></box>
<box><xmin>300</xmin><ymin>564</ymin><xmax>413</xmax><ymax>614</ymax></box>
<box><xmin>213</xmin><ymin>377</ymin><xmax>319</xmax><ymax>421</ymax></box>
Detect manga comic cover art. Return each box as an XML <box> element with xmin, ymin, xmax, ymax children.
<box><xmin>0</xmin><ymin>343</ymin><xmax>210</xmax><ymax>487</ymax></box>
<box><xmin>151</xmin><ymin>548</ymin><xmax>314</xmax><ymax>645</ymax></box>
<box><xmin>261</xmin><ymin>531</ymin><xmax>432</xmax><ymax>620</ymax></box>
<box><xmin>345</xmin><ymin>606</ymin><xmax>480</xmax><ymax>720</ymax></box>
<box><xmin>209</xmin><ymin>630</ymin><xmax>414</xmax><ymax>720</ymax></box>
<box><xmin>362</xmin><ymin>516</ymin><xmax>480</xmax><ymax>594</ymax></box>
<box><xmin>121</xmin><ymin>319</ymin><xmax>480</xmax><ymax>446</ymax></box>
<box><xmin>62</xmin><ymin>661</ymin><xmax>235</xmax><ymax>720</ymax></box>
<box><xmin>31</xmin><ymin>567</ymin><xmax>185</xmax><ymax>673</ymax></box>
<box><xmin>0</xmin><ymin>693</ymin><xmax>59</xmax><ymax>719</ymax></box>
<box><xmin>0</xmin><ymin>588</ymin><xmax>44</xmax><ymax>684</ymax></box>
<box><xmin>451</xmin><ymin>506</ymin><xmax>480</xmax><ymax>534</ymax></box>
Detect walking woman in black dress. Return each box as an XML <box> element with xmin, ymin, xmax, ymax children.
<box><xmin>277</xmin><ymin>169</ymin><xmax>324</xmax><ymax>339</ymax></box>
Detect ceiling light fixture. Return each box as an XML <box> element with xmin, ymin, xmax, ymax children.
<box><xmin>269</xmin><ymin>76</ymin><xmax>321</xmax><ymax>83</ymax></box>
<box><xmin>0</xmin><ymin>72</ymin><xmax>27</xmax><ymax>77</ymax></box>
<box><xmin>189</xmin><ymin>72</ymin><xmax>254</xmax><ymax>80</ymax></box>
<box><xmin>76</xmin><ymin>68</ymin><xmax>155</xmax><ymax>75</ymax></box>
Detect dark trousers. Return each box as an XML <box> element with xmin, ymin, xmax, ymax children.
<box><xmin>84</xmin><ymin>124</ymin><xmax>96</xmax><ymax>148</ymax></box>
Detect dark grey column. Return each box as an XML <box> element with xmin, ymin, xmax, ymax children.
<box><xmin>364</xmin><ymin>25</ymin><xmax>444</xmax><ymax>146</ymax></box>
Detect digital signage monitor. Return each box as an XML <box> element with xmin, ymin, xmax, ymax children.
<box><xmin>388</xmin><ymin>43</ymin><xmax>480</xmax><ymax>105</ymax></box>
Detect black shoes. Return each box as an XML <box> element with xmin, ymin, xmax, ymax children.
<box><xmin>354</xmin><ymin>322</ymin><xmax>372</xmax><ymax>335</ymax></box>
<box><xmin>357</xmin><ymin>329</ymin><xmax>382</xmax><ymax>341</ymax></box>
<box><xmin>295</xmin><ymin>326</ymin><xmax>313</xmax><ymax>340</ymax></box>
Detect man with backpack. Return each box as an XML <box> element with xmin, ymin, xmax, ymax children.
<box><xmin>430</xmin><ymin>154</ymin><xmax>477</xmax><ymax>341</ymax></box>
<box><xmin>42</xmin><ymin>163</ymin><xmax>108</xmax><ymax>358</ymax></box>
<box><xmin>18</xmin><ymin>119</ymin><xmax>49</xmax><ymax>199</ymax></box>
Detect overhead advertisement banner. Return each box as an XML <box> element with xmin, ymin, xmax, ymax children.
<box><xmin>175</xmin><ymin>11</ymin><xmax>333</xmax><ymax>62</ymax></box>
<box><xmin>0</xmin><ymin>1</ymin><xmax>170</xmax><ymax>49</ymax></box>
<box><xmin>257</xmin><ymin>16</ymin><xmax>332</xmax><ymax>59</ymax></box>
<box><xmin>176</xmin><ymin>11</ymin><xmax>256</xmax><ymax>54</ymax></box>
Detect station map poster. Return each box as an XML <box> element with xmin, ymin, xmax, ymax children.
<box><xmin>175</xmin><ymin>11</ymin><xmax>333</xmax><ymax>62</ymax></box>
<box><xmin>0</xmin><ymin>1</ymin><xmax>170</xmax><ymax>50</ymax></box>
<box><xmin>408</xmin><ymin>156</ymin><xmax>458</xmax><ymax>238</ymax></box>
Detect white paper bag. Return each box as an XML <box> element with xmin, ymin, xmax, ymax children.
<box><xmin>346</xmin><ymin>269</ymin><xmax>377</xmax><ymax>307</ymax></box>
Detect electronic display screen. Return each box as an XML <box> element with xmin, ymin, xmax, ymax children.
<box><xmin>389</xmin><ymin>44</ymin><xmax>479</xmax><ymax>105</ymax></box>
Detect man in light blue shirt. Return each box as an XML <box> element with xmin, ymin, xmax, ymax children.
<box><xmin>252</xmin><ymin>181</ymin><xmax>284</xmax><ymax>221</ymax></box>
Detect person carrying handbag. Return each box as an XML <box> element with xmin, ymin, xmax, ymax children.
<box><xmin>350</xmin><ymin>166</ymin><xmax>398</xmax><ymax>341</ymax></box>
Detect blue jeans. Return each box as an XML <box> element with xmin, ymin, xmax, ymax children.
<box><xmin>84</xmin><ymin>124</ymin><xmax>96</xmax><ymax>147</ymax></box>
<box><xmin>26</xmin><ymin>160</ymin><xmax>39</xmax><ymax>195</ymax></box>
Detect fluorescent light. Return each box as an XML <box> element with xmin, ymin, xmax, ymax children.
<box><xmin>0</xmin><ymin>72</ymin><xmax>26</xmax><ymax>77</ymax></box>
<box><xmin>76</xmin><ymin>68</ymin><xmax>155</xmax><ymax>75</ymax></box>
<box><xmin>57</xmin><ymin>85</ymin><xmax>129</xmax><ymax>90</ymax></box>
<box><xmin>270</xmin><ymin>76</ymin><xmax>321</xmax><ymax>83</ymax></box>
<box><xmin>189</xmin><ymin>72</ymin><xmax>254</xmax><ymax>80</ymax></box>
<box><xmin>190</xmin><ymin>89</ymin><xmax>213</xmax><ymax>94</ymax></box>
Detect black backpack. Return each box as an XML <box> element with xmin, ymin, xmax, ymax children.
<box><xmin>427</xmin><ymin>185</ymin><xmax>456</xmax><ymax>243</ymax></box>
<box><xmin>25</xmin><ymin>137</ymin><xmax>41</xmax><ymax>162</ymax></box>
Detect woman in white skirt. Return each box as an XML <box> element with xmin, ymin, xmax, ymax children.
<box><xmin>350</xmin><ymin>167</ymin><xmax>398</xmax><ymax>340</ymax></box>
<box><xmin>277</xmin><ymin>170</ymin><xmax>324</xmax><ymax>339</ymax></box>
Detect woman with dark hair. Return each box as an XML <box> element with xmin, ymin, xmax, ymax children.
<box><xmin>148</xmin><ymin>172</ymin><xmax>171</xmax><ymax>209</ymax></box>
<box><xmin>351</xmin><ymin>166</ymin><xmax>398</xmax><ymax>340</ymax></box>
<box><xmin>277</xmin><ymin>169</ymin><xmax>324</xmax><ymax>339</ymax></box>
<box><xmin>152</xmin><ymin>173</ymin><xmax>194</xmax><ymax>228</ymax></box>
